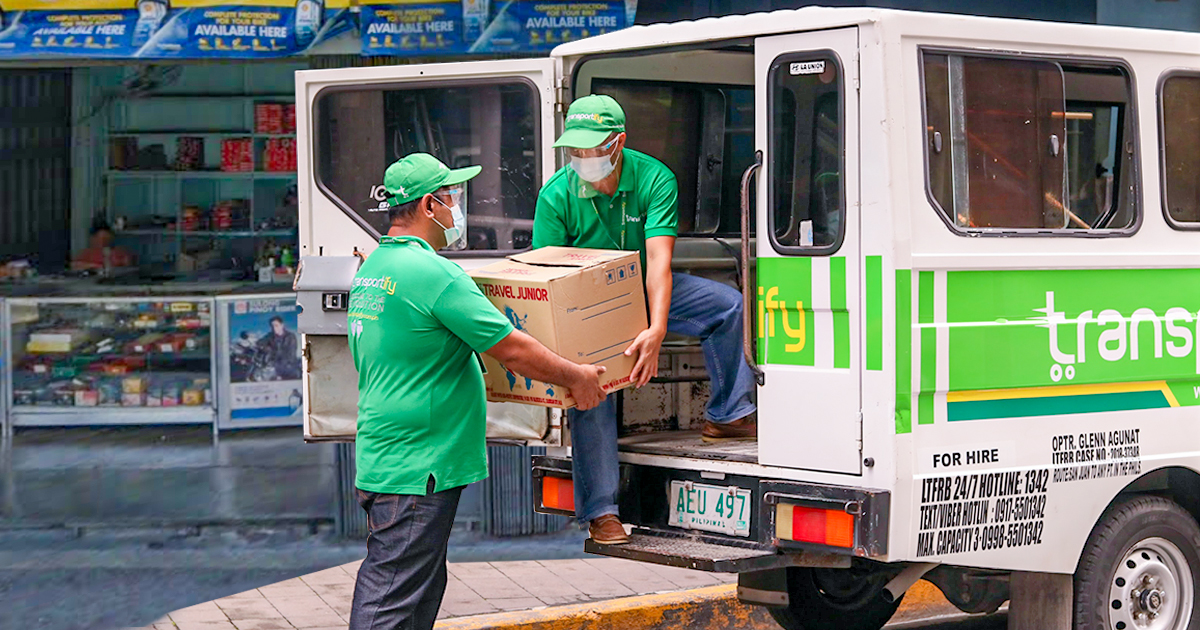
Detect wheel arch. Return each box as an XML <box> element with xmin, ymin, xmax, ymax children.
<box><xmin>1073</xmin><ymin>465</ymin><xmax>1200</xmax><ymax>574</ymax></box>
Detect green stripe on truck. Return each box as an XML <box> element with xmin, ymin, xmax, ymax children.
<box><xmin>830</xmin><ymin>257</ymin><xmax>849</xmax><ymax>369</ymax></box>
<box><xmin>895</xmin><ymin>270</ymin><xmax>912</xmax><ymax>434</ymax></box>
<box><xmin>866</xmin><ymin>256</ymin><xmax>883</xmax><ymax>371</ymax></box>
<box><xmin>918</xmin><ymin>271</ymin><xmax>935</xmax><ymax>425</ymax></box>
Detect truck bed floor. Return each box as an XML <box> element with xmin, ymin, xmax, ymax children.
<box><xmin>617</xmin><ymin>431</ymin><xmax>758</xmax><ymax>463</ymax></box>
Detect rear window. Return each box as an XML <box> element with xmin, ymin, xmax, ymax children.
<box><xmin>314</xmin><ymin>80</ymin><xmax>540</xmax><ymax>252</ymax></box>
<box><xmin>768</xmin><ymin>52</ymin><xmax>845</xmax><ymax>254</ymax></box>
<box><xmin>922</xmin><ymin>51</ymin><xmax>1137</xmax><ymax>234</ymax></box>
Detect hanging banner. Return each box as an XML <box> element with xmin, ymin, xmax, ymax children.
<box><xmin>0</xmin><ymin>0</ymin><xmax>636</xmax><ymax>58</ymax></box>
<box><xmin>360</xmin><ymin>0</ymin><xmax>462</xmax><ymax>55</ymax></box>
<box><xmin>360</xmin><ymin>0</ymin><xmax>635</xmax><ymax>56</ymax></box>
<box><xmin>0</xmin><ymin>0</ymin><xmax>354</xmax><ymax>58</ymax></box>
<box><xmin>0</xmin><ymin>0</ymin><xmax>140</xmax><ymax>56</ymax></box>
<box><xmin>474</xmin><ymin>0</ymin><xmax>626</xmax><ymax>53</ymax></box>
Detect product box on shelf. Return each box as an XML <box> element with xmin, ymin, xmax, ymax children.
<box><xmin>263</xmin><ymin>138</ymin><xmax>297</xmax><ymax>172</ymax></box>
<box><xmin>174</xmin><ymin>136</ymin><xmax>204</xmax><ymax>171</ymax></box>
<box><xmin>284</xmin><ymin>104</ymin><xmax>296</xmax><ymax>134</ymax></box>
<box><xmin>221</xmin><ymin>138</ymin><xmax>254</xmax><ymax>172</ymax></box>
<box><xmin>255</xmin><ymin>103</ymin><xmax>286</xmax><ymax>135</ymax></box>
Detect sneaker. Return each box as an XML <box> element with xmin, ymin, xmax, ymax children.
<box><xmin>588</xmin><ymin>514</ymin><xmax>630</xmax><ymax>545</ymax></box>
<box><xmin>701</xmin><ymin>412</ymin><xmax>758</xmax><ymax>443</ymax></box>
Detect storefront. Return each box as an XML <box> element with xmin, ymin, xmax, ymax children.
<box><xmin>1</xmin><ymin>60</ymin><xmax>309</xmax><ymax>434</ymax></box>
<box><xmin>0</xmin><ymin>0</ymin><xmax>636</xmax><ymax>533</ymax></box>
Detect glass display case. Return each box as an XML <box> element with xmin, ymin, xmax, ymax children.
<box><xmin>6</xmin><ymin>297</ymin><xmax>217</xmax><ymax>426</ymax></box>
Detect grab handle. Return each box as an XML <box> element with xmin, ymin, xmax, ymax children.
<box><xmin>740</xmin><ymin>151</ymin><xmax>766</xmax><ymax>387</ymax></box>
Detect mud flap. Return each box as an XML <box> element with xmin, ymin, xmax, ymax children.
<box><xmin>738</xmin><ymin>568</ymin><xmax>790</xmax><ymax>607</ymax></box>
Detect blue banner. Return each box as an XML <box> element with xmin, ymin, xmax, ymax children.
<box><xmin>361</xmin><ymin>0</ymin><xmax>463</xmax><ymax>56</ymax></box>
<box><xmin>0</xmin><ymin>0</ymin><xmax>354</xmax><ymax>58</ymax></box>
<box><xmin>0</xmin><ymin>0</ymin><xmax>635</xmax><ymax>58</ymax></box>
<box><xmin>361</xmin><ymin>0</ymin><xmax>633</xmax><ymax>56</ymax></box>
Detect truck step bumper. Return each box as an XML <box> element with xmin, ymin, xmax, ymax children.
<box><xmin>585</xmin><ymin>531</ymin><xmax>850</xmax><ymax>573</ymax></box>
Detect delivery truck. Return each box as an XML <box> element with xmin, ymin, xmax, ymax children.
<box><xmin>293</xmin><ymin>8</ymin><xmax>1200</xmax><ymax>629</ymax></box>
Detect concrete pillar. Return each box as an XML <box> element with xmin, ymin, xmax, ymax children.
<box><xmin>1008</xmin><ymin>571</ymin><xmax>1073</xmax><ymax>630</ymax></box>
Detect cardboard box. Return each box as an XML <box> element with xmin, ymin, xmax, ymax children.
<box><xmin>467</xmin><ymin>247</ymin><xmax>647</xmax><ymax>408</ymax></box>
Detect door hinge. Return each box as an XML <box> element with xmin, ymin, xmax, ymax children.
<box><xmin>555</xmin><ymin>77</ymin><xmax>569</xmax><ymax>113</ymax></box>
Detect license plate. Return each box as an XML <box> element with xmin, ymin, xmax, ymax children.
<box><xmin>667</xmin><ymin>480</ymin><xmax>751</xmax><ymax>537</ymax></box>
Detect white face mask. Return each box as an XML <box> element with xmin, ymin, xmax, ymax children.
<box><xmin>569</xmin><ymin>137</ymin><xmax>620</xmax><ymax>183</ymax></box>
<box><xmin>431</xmin><ymin>195</ymin><xmax>465</xmax><ymax>248</ymax></box>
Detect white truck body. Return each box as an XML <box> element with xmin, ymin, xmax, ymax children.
<box><xmin>295</xmin><ymin>8</ymin><xmax>1200</xmax><ymax>627</ymax></box>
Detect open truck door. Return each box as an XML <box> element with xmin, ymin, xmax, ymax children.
<box><xmin>292</xmin><ymin>58</ymin><xmax>562</xmax><ymax>444</ymax></box>
<box><xmin>754</xmin><ymin>28</ymin><xmax>863</xmax><ymax>474</ymax></box>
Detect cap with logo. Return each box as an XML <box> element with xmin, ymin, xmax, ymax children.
<box><xmin>383</xmin><ymin>153</ymin><xmax>482</xmax><ymax>206</ymax></box>
<box><xmin>553</xmin><ymin>94</ymin><xmax>626</xmax><ymax>149</ymax></box>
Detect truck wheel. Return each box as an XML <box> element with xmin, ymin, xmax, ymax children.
<box><xmin>767</xmin><ymin>566</ymin><xmax>902</xmax><ymax>630</ymax></box>
<box><xmin>1075</xmin><ymin>496</ymin><xmax>1200</xmax><ymax>630</ymax></box>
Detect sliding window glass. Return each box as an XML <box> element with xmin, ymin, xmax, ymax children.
<box><xmin>1161</xmin><ymin>73</ymin><xmax>1200</xmax><ymax>228</ymax></box>
<box><xmin>923</xmin><ymin>51</ymin><xmax>1137</xmax><ymax>234</ymax></box>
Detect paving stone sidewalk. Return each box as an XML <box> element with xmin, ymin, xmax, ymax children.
<box><xmin>133</xmin><ymin>557</ymin><xmax>737</xmax><ymax>630</ymax></box>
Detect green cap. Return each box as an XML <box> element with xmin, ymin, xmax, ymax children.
<box><xmin>553</xmin><ymin>94</ymin><xmax>626</xmax><ymax>149</ymax></box>
<box><xmin>383</xmin><ymin>153</ymin><xmax>482</xmax><ymax>206</ymax></box>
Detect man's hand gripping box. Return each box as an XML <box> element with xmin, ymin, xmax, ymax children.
<box><xmin>468</xmin><ymin>247</ymin><xmax>648</xmax><ymax>408</ymax></box>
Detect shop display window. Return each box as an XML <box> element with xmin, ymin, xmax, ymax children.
<box><xmin>8</xmin><ymin>298</ymin><xmax>214</xmax><ymax>414</ymax></box>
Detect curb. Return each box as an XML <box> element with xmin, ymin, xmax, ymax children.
<box><xmin>433</xmin><ymin>584</ymin><xmax>778</xmax><ymax>630</ymax></box>
<box><xmin>433</xmin><ymin>579</ymin><xmax>959</xmax><ymax>630</ymax></box>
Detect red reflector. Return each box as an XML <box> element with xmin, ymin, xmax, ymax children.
<box><xmin>792</xmin><ymin>506</ymin><xmax>830</xmax><ymax>544</ymax></box>
<box><xmin>778</xmin><ymin>503</ymin><xmax>855</xmax><ymax>549</ymax></box>
<box><xmin>542</xmin><ymin>476</ymin><xmax>575</xmax><ymax>512</ymax></box>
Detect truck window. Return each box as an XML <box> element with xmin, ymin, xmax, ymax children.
<box><xmin>768</xmin><ymin>53</ymin><xmax>844</xmax><ymax>254</ymax></box>
<box><xmin>923</xmin><ymin>52</ymin><xmax>1137</xmax><ymax>234</ymax></box>
<box><xmin>1160</xmin><ymin>73</ymin><xmax>1200</xmax><ymax>227</ymax></box>
<box><xmin>589</xmin><ymin>79</ymin><xmax>755</xmax><ymax>236</ymax></box>
<box><xmin>314</xmin><ymin>81</ymin><xmax>540</xmax><ymax>251</ymax></box>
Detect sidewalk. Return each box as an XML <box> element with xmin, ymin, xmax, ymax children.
<box><xmin>134</xmin><ymin>557</ymin><xmax>737</xmax><ymax>630</ymax></box>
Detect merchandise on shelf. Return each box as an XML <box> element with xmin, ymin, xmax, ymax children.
<box><xmin>283</xmin><ymin>104</ymin><xmax>296</xmax><ymax>134</ymax></box>
<box><xmin>174</xmin><ymin>136</ymin><xmax>205</xmax><ymax>171</ymax></box>
<box><xmin>221</xmin><ymin>138</ymin><xmax>254</xmax><ymax>172</ymax></box>
<box><xmin>255</xmin><ymin>103</ymin><xmax>285</xmax><ymax>135</ymax></box>
<box><xmin>110</xmin><ymin>137</ymin><xmax>139</xmax><ymax>170</ymax></box>
<box><xmin>263</xmin><ymin>138</ymin><xmax>297</xmax><ymax>172</ymax></box>
<box><xmin>12</xmin><ymin>300</ymin><xmax>215</xmax><ymax>409</ymax></box>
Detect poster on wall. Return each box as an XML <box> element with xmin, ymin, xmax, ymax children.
<box><xmin>225</xmin><ymin>296</ymin><xmax>303</xmax><ymax>425</ymax></box>
<box><xmin>0</xmin><ymin>0</ymin><xmax>354</xmax><ymax>58</ymax></box>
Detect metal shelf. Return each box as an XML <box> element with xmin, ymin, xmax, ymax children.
<box><xmin>109</xmin><ymin>131</ymin><xmax>296</xmax><ymax>138</ymax></box>
<box><xmin>107</xmin><ymin>171</ymin><xmax>296</xmax><ymax>179</ymax></box>
<box><xmin>118</xmin><ymin>229</ymin><xmax>296</xmax><ymax>238</ymax></box>
<box><xmin>11</xmin><ymin>405</ymin><xmax>215</xmax><ymax>427</ymax></box>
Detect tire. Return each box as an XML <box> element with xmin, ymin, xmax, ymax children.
<box><xmin>1074</xmin><ymin>495</ymin><xmax>1200</xmax><ymax>630</ymax></box>
<box><xmin>767</xmin><ymin>566</ymin><xmax>903</xmax><ymax>630</ymax></box>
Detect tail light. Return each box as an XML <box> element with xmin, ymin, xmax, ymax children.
<box><xmin>775</xmin><ymin>503</ymin><xmax>855</xmax><ymax>548</ymax></box>
<box><xmin>541</xmin><ymin>475</ymin><xmax>575</xmax><ymax>513</ymax></box>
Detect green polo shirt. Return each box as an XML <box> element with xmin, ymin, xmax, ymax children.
<box><xmin>532</xmin><ymin>148</ymin><xmax>679</xmax><ymax>270</ymax></box>
<box><xmin>348</xmin><ymin>236</ymin><xmax>514</xmax><ymax>495</ymax></box>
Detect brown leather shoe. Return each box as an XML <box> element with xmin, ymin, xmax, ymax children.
<box><xmin>589</xmin><ymin>514</ymin><xmax>630</xmax><ymax>545</ymax></box>
<box><xmin>701</xmin><ymin>413</ymin><xmax>758</xmax><ymax>443</ymax></box>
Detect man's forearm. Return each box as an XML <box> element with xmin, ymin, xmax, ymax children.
<box><xmin>487</xmin><ymin>331</ymin><xmax>583</xmax><ymax>388</ymax></box>
<box><xmin>646</xmin><ymin>260</ymin><xmax>672</xmax><ymax>333</ymax></box>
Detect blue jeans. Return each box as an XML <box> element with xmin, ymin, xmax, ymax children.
<box><xmin>349</xmin><ymin>478</ymin><xmax>463</xmax><ymax>630</ymax></box>
<box><xmin>571</xmin><ymin>273</ymin><xmax>757</xmax><ymax>523</ymax></box>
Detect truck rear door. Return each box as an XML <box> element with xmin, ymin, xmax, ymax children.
<box><xmin>754</xmin><ymin>28</ymin><xmax>862</xmax><ymax>474</ymax></box>
<box><xmin>293</xmin><ymin>58</ymin><xmax>561</xmax><ymax>444</ymax></box>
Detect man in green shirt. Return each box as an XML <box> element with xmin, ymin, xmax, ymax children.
<box><xmin>534</xmin><ymin>95</ymin><xmax>758</xmax><ymax>545</ymax></box>
<box><xmin>347</xmin><ymin>153</ymin><xmax>606</xmax><ymax>630</ymax></box>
